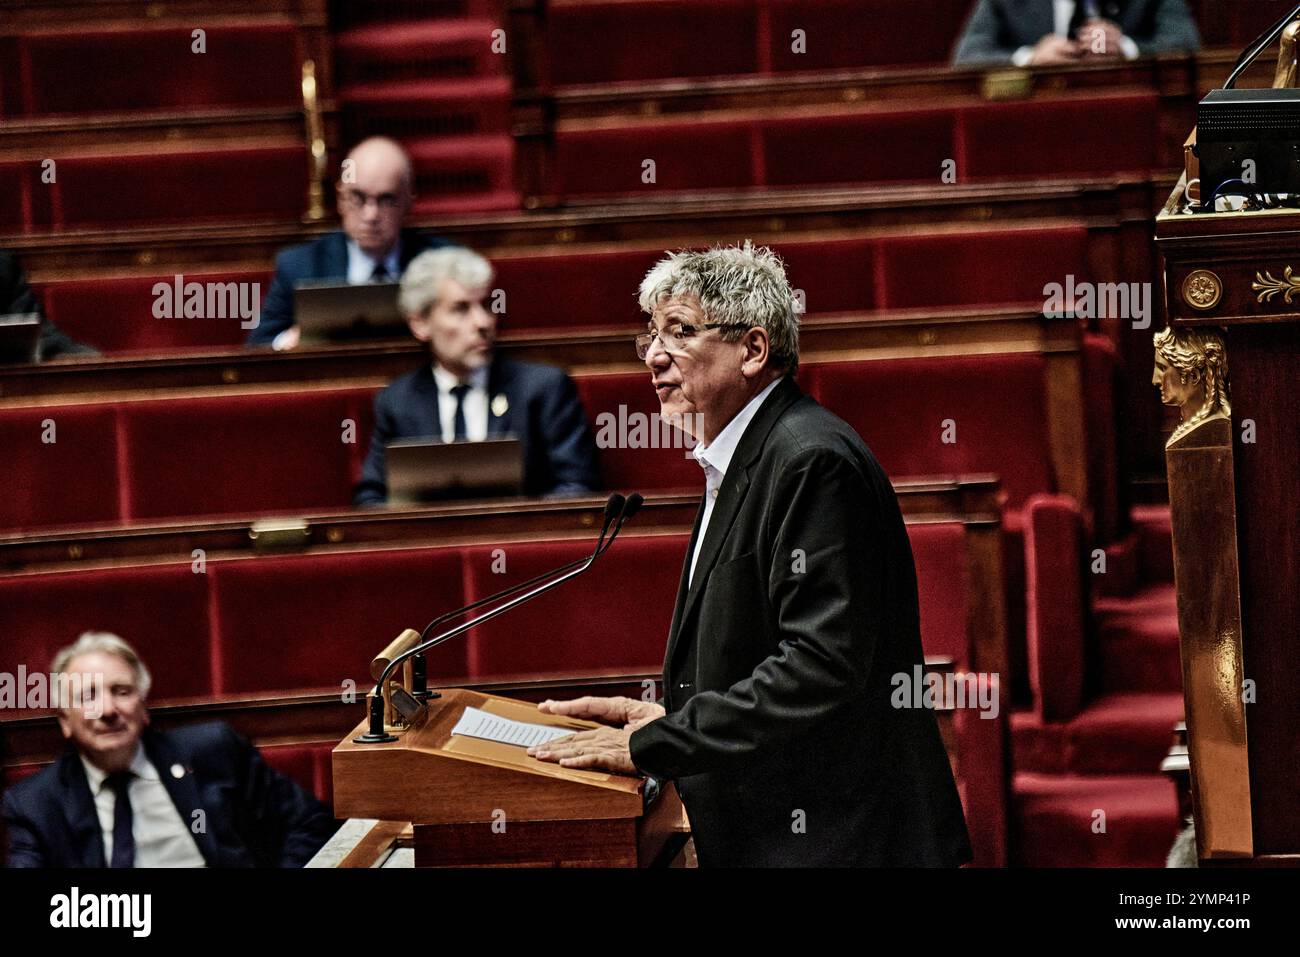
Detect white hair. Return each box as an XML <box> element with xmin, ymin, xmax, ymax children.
<box><xmin>398</xmin><ymin>247</ymin><xmax>494</xmax><ymax>318</ymax></box>
<box><xmin>50</xmin><ymin>631</ymin><xmax>152</xmax><ymax>702</ymax></box>
<box><xmin>637</xmin><ymin>241</ymin><xmax>802</xmax><ymax>372</ymax></box>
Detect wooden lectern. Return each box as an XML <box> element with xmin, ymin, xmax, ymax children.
<box><xmin>1154</xmin><ymin>177</ymin><xmax>1300</xmax><ymax>865</ymax></box>
<box><xmin>333</xmin><ymin>687</ymin><xmax>685</xmax><ymax>867</ymax></box>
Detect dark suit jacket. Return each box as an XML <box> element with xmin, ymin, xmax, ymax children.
<box><xmin>245</xmin><ymin>228</ymin><xmax>450</xmax><ymax>346</ymax></box>
<box><xmin>628</xmin><ymin>376</ymin><xmax>972</xmax><ymax>867</ymax></box>
<box><xmin>353</xmin><ymin>354</ymin><xmax>600</xmax><ymax>504</ymax></box>
<box><xmin>3</xmin><ymin>723</ymin><xmax>337</xmax><ymax>868</ymax></box>
<box><xmin>952</xmin><ymin>0</ymin><xmax>1200</xmax><ymax>65</ymax></box>
<box><xmin>1</xmin><ymin>250</ymin><xmax>98</xmax><ymax>361</ymax></box>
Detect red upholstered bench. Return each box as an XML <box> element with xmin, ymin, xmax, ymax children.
<box><xmin>35</xmin><ymin>271</ymin><xmax>270</xmax><ymax>353</ymax></box>
<box><xmin>117</xmin><ymin>388</ymin><xmax>374</xmax><ymax>521</ymax></box>
<box><xmin>574</xmin><ymin>371</ymin><xmax>702</xmax><ymax>491</ymax></box>
<box><xmin>0</xmin><ymin>403</ymin><xmax>122</xmax><ymax>532</ymax></box>
<box><xmin>0</xmin><ymin>562</ymin><xmax>215</xmax><ymax>714</ymax></box>
<box><xmin>872</xmin><ymin>225</ymin><xmax>1089</xmax><ymax>310</ymax></box>
<box><xmin>11</xmin><ymin>26</ymin><xmax>300</xmax><ymax>117</ymax></box>
<box><xmin>48</xmin><ymin>147</ymin><xmax>306</xmax><ymax>230</ymax></box>
<box><xmin>492</xmin><ymin>225</ymin><xmax>1086</xmax><ymax>332</ymax></box>
<box><xmin>208</xmin><ymin>547</ymin><xmax>468</xmax><ymax>697</ymax></box>
<box><xmin>547</xmin><ymin>0</ymin><xmax>970</xmax><ymax>86</ymax></box>
<box><xmin>762</xmin><ymin>109</ymin><xmax>956</xmax><ymax>188</ymax></box>
<box><xmin>960</xmin><ymin>93</ymin><xmax>1161</xmax><ymax>180</ymax></box>
<box><xmin>555</xmin><ymin>119</ymin><xmax>758</xmax><ymax>199</ymax></box>
<box><xmin>0</xmin><ymin>161</ymin><xmax>31</xmax><ymax>232</ymax></box>
<box><xmin>549</xmin><ymin>0</ymin><xmax>759</xmax><ymax>86</ymax></box>
<box><xmin>766</xmin><ymin>0</ymin><xmax>973</xmax><ymax>72</ymax></box>
<box><xmin>805</xmin><ymin>354</ymin><xmax>1056</xmax><ymax>513</ymax></box>
<box><xmin>462</xmin><ymin>534</ymin><xmax>687</xmax><ymax>678</ymax></box>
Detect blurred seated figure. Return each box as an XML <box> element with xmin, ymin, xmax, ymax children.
<box><xmin>3</xmin><ymin>633</ymin><xmax>336</xmax><ymax>867</ymax></box>
<box><xmin>953</xmin><ymin>0</ymin><xmax>1200</xmax><ymax>67</ymax></box>
<box><xmin>353</xmin><ymin>247</ymin><xmax>600</xmax><ymax>505</ymax></box>
<box><xmin>246</xmin><ymin>136</ymin><xmax>450</xmax><ymax>350</ymax></box>
<box><xmin>1</xmin><ymin>250</ymin><xmax>97</xmax><ymax>362</ymax></box>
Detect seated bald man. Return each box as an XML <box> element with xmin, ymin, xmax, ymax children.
<box><xmin>246</xmin><ymin>136</ymin><xmax>452</xmax><ymax>349</ymax></box>
<box><xmin>3</xmin><ymin>633</ymin><xmax>337</xmax><ymax>867</ymax></box>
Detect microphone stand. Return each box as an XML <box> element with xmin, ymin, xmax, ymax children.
<box><xmin>355</xmin><ymin>493</ymin><xmax>643</xmax><ymax>743</ymax></box>
<box><xmin>407</xmin><ymin>494</ymin><xmax>625</xmax><ymax>700</ymax></box>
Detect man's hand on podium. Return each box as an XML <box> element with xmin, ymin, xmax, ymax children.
<box><xmin>526</xmin><ymin>696</ymin><xmax>666</xmax><ymax>775</ymax></box>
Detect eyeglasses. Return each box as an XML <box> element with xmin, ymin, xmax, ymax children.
<box><xmin>338</xmin><ymin>188</ymin><xmax>403</xmax><ymax>212</ymax></box>
<box><xmin>635</xmin><ymin>322</ymin><xmax>736</xmax><ymax>360</ymax></box>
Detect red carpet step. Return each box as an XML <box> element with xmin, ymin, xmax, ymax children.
<box><xmin>1012</xmin><ymin>772</ymin><xmax>1182</xmax><ymax>867</ymax></box>
<box><xmin>1094</xmin><ymin>584</ymin><xmax>1182</xmax><ymax>694</ymax></box>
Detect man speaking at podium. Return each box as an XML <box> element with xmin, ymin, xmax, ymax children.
<box><xmin>529</xmin><ymin>243</ymin><xmax>972</xmax><ymax>867</ymax></box>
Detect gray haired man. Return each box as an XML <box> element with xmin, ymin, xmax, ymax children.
<box><xmin>530</xmin><ymin>242</ymin><xmax>973</xmax><ymax>866</ymax></box>
<box><xmin>4</xmin><ymin>633</ymin><xmax>336</xmax><ymax>867</ymax></box>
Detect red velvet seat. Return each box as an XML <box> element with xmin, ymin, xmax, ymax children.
<box><xmin>549</xmin><ymin>0</ymin><xmax>759</xmax><ymax>86</ymax></box>
<box><xmin>0</xmin><ymin>562</ymin><xmax>214</xmax><ymax>712</ymax></box>
<box><xmin>806</xmin><ymin>354</ymin><xmax>1056</xmax><ymax>511</ymax></box>
<box><xmin>763</xmin><ymin>109</ymin><xmax>955</xmax><ymax>188</ymax></box>
<box><xmin>117</xmin><ymin>388</ymin><xmax>374</xmax><ymax>521</ymax></box>
<box><xmin>0</xmin><ymin>404</ymin><xmax>122</xmax><ymax>531</ymax></box>
<box><xmin>36</xmin><ymin>271</ymin><xmax>270</xmax><ymax>353</ymax></box>
<box><xmin>493</xmin><ymin>247</ymin><xmax>655</xmax><ymax>331</ymax></box>
<box><xmin>0</xmin><ymin>161</ymin><xmax>30</xmax><ymax>232</ymax></box>
<box><xmin>873</xmin><ymin>225</ymin><xmax>1089</xmax><ymax>309</ymax></box>
<box><xmin>13</xmin><ymin>26</ymin><xmax>299</xmax><ymax>117</ymax></box>
<box><xmin>961</xmin><ymin>94</ymin><xmax>1161</xmax><ymax>179</ymax></box>
<box><xmin>555</xmin><ymin>119</ymin><xmax>758</xmax><ymax>200</ymax></box>
<box><xmin>1013</xmin><ymin>771</ymin><xmax>1181</xmax><ymax>867</ymax></box>
<box><xmin>49</xmin><ymin>147</ymin><xmax>306</xmax><ymax>230</ymax></box>
<box><xmin>574</xmin><ymin>371</ymin><xmax>702</xmax><ymax>491</ymax></box>
<box><xmin>766</xmin><ymin>0</ymin><xmax>973</xmax><ymax>71</ymax></box>
<box><xmin>908</xmin><ymin>522</ymin><xmax>971</xmax><ymax>666</ymax></box>
<box><xmin>208</xmin><ymin>547</ymin><xmax>469</xmax><ymax>696</ymax></box>
<box><xmin>462</xmin><ymin>534</ymin><xmax>688</xmax><ymax>679</ymax></box>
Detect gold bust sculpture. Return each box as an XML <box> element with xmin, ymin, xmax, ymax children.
<box><xmin>1152</xmin><ymin>326</ymin><xmax>1231</xmax><ymax>446</ymax></box>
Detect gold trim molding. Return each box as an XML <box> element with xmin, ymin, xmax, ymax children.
<box><xmin>1251</xmin><ymin>266</ymin><xmax>1300</xmax><ymax>304</ymax></box>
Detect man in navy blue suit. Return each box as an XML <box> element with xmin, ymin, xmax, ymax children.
<box><xmin>952</xmin><ymin>0</ymin><xmax>1199</xmax><ymax>67</ymax></box>
<box><xmin>246</xmin><ymin>136</ymin><xmax>450</xmax><ymax>349</ymax></box>
<box><xmin>3</xmin><ymin>633</ymin><xmax>336</xmax><ymax>867</ymax></box>
<box><xmin>353</xmin><ymin>247</ymin><xmax>600</xmax><ymax>504</ymax></box>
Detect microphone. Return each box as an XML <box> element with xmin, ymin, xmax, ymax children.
<box><xmin>408</xmin><ymin>494</ymin><xmax>626</xmax><ymax>699</ymax></box>
<box><xmin>356</xmin><ymin>491</ymin><xmax>644</xmax><ymax>742</ymax></box>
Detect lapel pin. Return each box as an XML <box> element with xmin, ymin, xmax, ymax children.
<box><xmin>170</xmin><ymin>763</ymin><xmax>185</xmax><ymax>779</ymax></box>
<box><xmin>491</xmin><ymin>394</ymin><xmax>509</xmax><ymax>418</ymax></box>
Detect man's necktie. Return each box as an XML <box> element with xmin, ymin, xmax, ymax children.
<box><xmin>107</xmin><ymin>771</ymin><xmax>135</xmax><ymax>868</ymax></box>
<box><xmin>451</xmin><ymin>384</ymin><xmax>470</xmax><ymax>442</ymax></box>
<box><xmin>1069</xmin><ymin>0</ymin><xmax>1103</xmax><ymax>35</ymax></box>
<box><xmin>371</xmin><ymin>262</ymin><xmax>390</xmax><ymax>282</ymax></box>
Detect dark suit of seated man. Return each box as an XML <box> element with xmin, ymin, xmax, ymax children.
<box><xmin>3</xmin><ymin>633</ymin><xmax>336</xmax><ymax>868</ymax></box>
<box><xmin>952</xmin><ymin>0</ymin><xmax>1199</xmax><ymax>67</ymax></box>
<box><xmin>245</xmin><ymin>136</ymin><xmax>450</xmax><ymax>349</ymax></box>
<box><xmin>353</xmin><ymin>247</ymin><xmax>600</xmax><ymax>504</ymax></box>
<box><xmin>1</xmin><ymin>249</ymin><xmax>98</xmax><ymax>361</ymax></box>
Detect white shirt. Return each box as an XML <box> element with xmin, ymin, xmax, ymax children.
<box><xmin>81</xmin><ymin>744</ymin><xmax>206</xmax><ymax>868</ymax></box>
<box><xmin>1011</xmin><ymin>0</ymin><xmax>1139</xmax><ymax>66</ymax></box>
<box><xmin>345</xmin><ymin>237</ymin><xmax>402</xmax><ymax>284</ymax></box>
<box><xmin>688</xmin><ymin>377</ymin><xmax>783</xmax><ymax>587</ymax></box>
<box><xmin>432</xmin><ymin>363</ymin><xmax>491</xmax><ymax>443</ymax></box>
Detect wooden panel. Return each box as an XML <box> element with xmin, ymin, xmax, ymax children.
<box><xmin>1223</xmin><ymin>323</ymin><xmax>1300</xmax><ymax>856</ymax></box>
